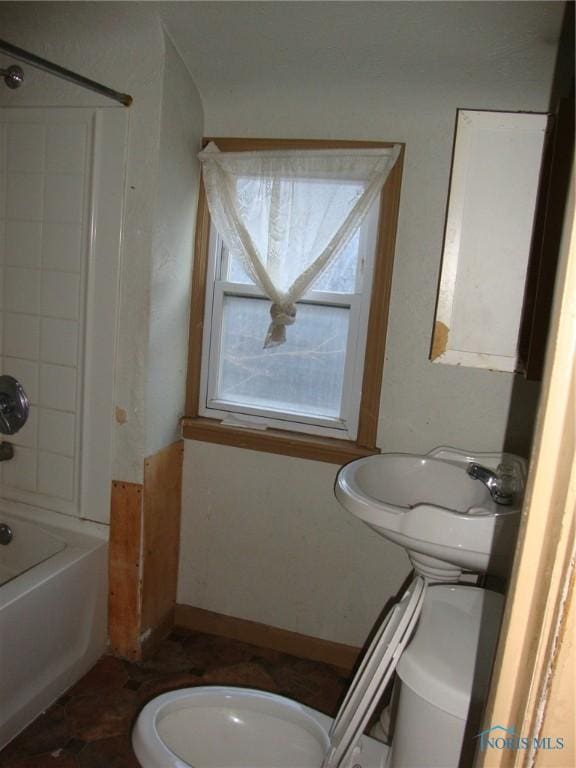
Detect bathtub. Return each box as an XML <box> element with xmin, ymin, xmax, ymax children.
<box><xmin>0</xmin><ymin>503</ymin><xmax>108</xmax><ymax>749</ymax></box>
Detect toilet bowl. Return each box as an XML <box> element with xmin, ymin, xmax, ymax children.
<box><xmin>132</xmin><ymin>686</ymin><xmax>389</xmax><ymax>768</ymax></box>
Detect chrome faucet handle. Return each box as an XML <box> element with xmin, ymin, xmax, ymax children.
<box><xmin>0</xmin><ymin>375</ymin><xmax>29</xmax><ymax>435</ymax></box>
<box><xmin>466</xmin><ymin>462</ymin><xmax>516</xmax><ymax>506</ymax></box>
<box><xmin>495</xmin><ymin>463</ymin><xmax>518</xmax><ymax>499</ymax></box>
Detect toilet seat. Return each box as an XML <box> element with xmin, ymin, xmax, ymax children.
<box><xmin>133</xmin><ymin>687</ymin><xmax>332</xmax><ymax>768</ymax></box>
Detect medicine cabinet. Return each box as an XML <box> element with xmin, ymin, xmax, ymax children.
<box><xmin>431</xmin><ymin>109</ymin><xmax>549</xmax><ymax>373</ymax></box>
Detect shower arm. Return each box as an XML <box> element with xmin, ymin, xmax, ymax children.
<box><xmin>0</xmin><ymin>38</ymin><xmax>133</xmax><ymax>106</ymax></box>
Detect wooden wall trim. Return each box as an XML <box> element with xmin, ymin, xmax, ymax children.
<box><xmin>357</xmin><ymin>149</ymin><xmax>404</xmax><ymax>447</ymax></box>
<box><xmin>108</xmin><ymin>480</ymin><xmax>143</xmax><ymax>660</ymax></box>
<box><xmin>141</xmin><ymin>440</ymin><xmax>184</xmax><ymax>637</ymax></box>
<box><xmin>108</xmin><ymin>441</ymin><xmax>184</xmax><ymax>661</ymax></box>
<box><xmin>182</xmin><ymin>416</ymin><xmax>379</xmax><ymax>464</ymax></box>
<box><xmin>175</xmin><ymin>604</ymin><xmax>362</xmax><ymax>672</ymax></box>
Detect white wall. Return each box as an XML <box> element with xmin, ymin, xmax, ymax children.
<box><xmin>146</xmin><ymin>33</ymin><xmax>204</xmax><ymax>456</ymax></box>
<box><xmin>171</xmin><ymin>2</ymin><xmax>562</xmax><ymax>645</ymax></box>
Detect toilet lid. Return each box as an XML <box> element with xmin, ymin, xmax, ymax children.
<box><xmin>323</xmin><ymin>575</ymin><xmax>427</xmax><ymax>768</ymax></box>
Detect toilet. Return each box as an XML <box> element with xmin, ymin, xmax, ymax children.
<box><xmin>132</xmin><ymin>580</ymin><xmax>503</xmax><ymax>768</ymax></box>
<box><xmin>132</xmin><ymin>687</ymin><xmax>388</xmax><ymax>768</ymax></box>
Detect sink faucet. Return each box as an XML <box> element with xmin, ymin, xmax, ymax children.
<box><xmin>466</xmin><ymin>463</ymin><xmax>516</xmax><ymax>505</ymax></box>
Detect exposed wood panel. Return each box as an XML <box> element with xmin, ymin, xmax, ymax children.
<box><xmin>108</xmin><ymin>480</ymin><xmax>143</xmax><ymax>660</ymax></box>
<box><xmin>175</xmin><ymin>603</ymin><xmax>361</xmax><ymax>672</ymax></box>
<box><xmin>141</xmin><ymin>440</ymin><xmax>184</xmax><ymax>641</ymax></box>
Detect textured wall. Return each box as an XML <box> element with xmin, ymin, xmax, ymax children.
<box><xmin>146</xmin><ymin>34</ymin><xmax>204</xmax><ymax>457</ymax></box>
<box><xmin>172</xmin><ymin>2</ymin><xmax>562</xmax><ymax>644</ymax></box>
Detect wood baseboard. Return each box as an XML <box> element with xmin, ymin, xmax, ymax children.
<box><xmin>175</xmin><ymin>604</ymin><xmax>361</xmax><ymax>672</ymax></box>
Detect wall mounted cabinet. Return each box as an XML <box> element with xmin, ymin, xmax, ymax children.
<box><xmin>431</xmin><ymin>110</ymin><xmax>549</xmax><ymax>373</ymax></box>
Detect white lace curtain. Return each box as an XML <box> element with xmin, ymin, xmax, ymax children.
<box><xmin>198</xmin><ymin>142</ymin><xmax>401</xmax><ymax>347</ymax></box>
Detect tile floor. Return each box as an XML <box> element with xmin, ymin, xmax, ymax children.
<box><xmin>0</xmin><ymin>629</ymin><xmax>351</xmax><ymax>767</ymax></box>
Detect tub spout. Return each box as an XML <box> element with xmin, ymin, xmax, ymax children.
<box><xmin>0</xmin><ymin>441</ymin><xmax>14</xmax><ymax>462</ymax></box>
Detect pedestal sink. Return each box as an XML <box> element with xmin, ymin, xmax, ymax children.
<box><xmin>335</xmin><ymin>447</ymin><xmax>526</xmax><ymax>581</ymax></box>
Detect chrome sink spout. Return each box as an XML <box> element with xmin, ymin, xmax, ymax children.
<box><xmin>466</xmin><ymin>463</ymin><xmax>515</xmax><ymax>505</ymax></box>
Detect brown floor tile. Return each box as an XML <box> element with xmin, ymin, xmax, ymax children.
<box><xmin>76</xmin><ymin>736</ymin><xmax>140</xmax><ymax>768</ymax></box>
<box><xmin>269</xmin><ymin>659</ymin><xmax>347</xmax><ymax>714</ymax></box>
<box><xmin>67</xmin><ymin>657</ymin><xmax>129</xmax><ymax>698</ymax></box>
<box><xmin>67</xmin><ymin>691</ymin><xmax>139</xmax><ymax>742</ymax></box>
<box><xmin>137</xmin><ymin>672</ymin><xmax>204</xmax><ymax>703</ymax></box>
<box><xmin>201</xmin><ymin>661</ymin><xmax>280</xmax><ymax>692</ymax></box>
<box><xmin>0</xmin><ymin>706</ymin><xmax>70</xmax><ymax>765</ymax></box>
<box><xmin>176</xmin><ymin>631</ymin><xmax>264</xmax><ymax>670</ymax></box>
<box><xmin>0</xmin><ymin>753</ymin><xmax>79</xmax><ymax>768</ymax></box>
<box><xmin>137</xmin><ymin>637</ymin><xmax>196</xmax><ymax>675</ymax></box>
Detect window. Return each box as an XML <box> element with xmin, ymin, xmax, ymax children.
<box><xmin>184</xmin><ymin>139</ymin><xmax>404</xmax><ymax>463</ymax></box>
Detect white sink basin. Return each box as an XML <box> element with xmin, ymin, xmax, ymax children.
<box><xmin>335</xmin><ymin>447</ymin><xmax>526</xmax><ymax>580</ymax></box>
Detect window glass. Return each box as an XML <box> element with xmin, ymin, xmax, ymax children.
<box><xmin>216</xmin><ymin>296</ymin><xmax>350</xmax><ymax>420</ymax></box>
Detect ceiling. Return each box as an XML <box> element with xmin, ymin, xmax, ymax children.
<box><xmin>158</xmin><ymin>2</ymin><xmax>563</xmax><ymax>106</ymax></box>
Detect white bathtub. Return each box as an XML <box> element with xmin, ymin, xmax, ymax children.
<box><xmin>0</xmin><ymin>503</ymin><xmax>109</xmax><ymax>749</ymax></box>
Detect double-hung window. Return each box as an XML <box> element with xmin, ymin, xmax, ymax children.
<box><xmin>184</xmin><ymin>139</ymin><xmax>404</xmax><ymax>463</ymax></box>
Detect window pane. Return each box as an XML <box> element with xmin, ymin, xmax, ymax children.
<box><xmin>226</xmin><ymin>250</ymin><xmax>255</xmax><ymax>285</ymax></box>
<box><xmin>214</xmin><ymin>296</ymin><xmax>350</xmax><ymax>420</ymax></box>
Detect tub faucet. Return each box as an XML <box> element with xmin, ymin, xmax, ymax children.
<box><xmin>466</xmin><ymin>462</ymin><xmax>515</xmax><ymax>505</ymax></box>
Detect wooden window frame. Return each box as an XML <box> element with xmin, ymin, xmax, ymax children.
<box><xmin>182</xmin><ymin>137</ymin><xmax>404</xmax><ymax>464</ymax></box>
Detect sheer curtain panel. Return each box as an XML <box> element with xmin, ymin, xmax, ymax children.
<box><xmin>198</xmin><ymin>142</ymin><xmax>401</xmax><ymax>347</ymax></box>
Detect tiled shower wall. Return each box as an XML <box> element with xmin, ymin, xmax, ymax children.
<box><xmin>0</xmin><ymin>115</ymin><xmax>90</xmax><ymax>516</ymax></box>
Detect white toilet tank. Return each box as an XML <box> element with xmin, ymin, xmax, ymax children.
<box><xmin>387</xmin><ymin>585</ymin><xmax>503</xmax><ymax>768</ymax></box>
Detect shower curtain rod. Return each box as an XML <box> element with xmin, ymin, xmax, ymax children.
<box><xmin>0</xmin><ymin>39</ymin><xmax>133</xmax><ymax>106</ymax></box>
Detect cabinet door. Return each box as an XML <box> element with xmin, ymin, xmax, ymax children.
<box><xmin>431</xmin><ymin>110</ymin><xmax>549</xmax><ymax>373</ymax></box>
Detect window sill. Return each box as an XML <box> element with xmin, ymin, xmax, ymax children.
<box><xmin>181</xmin><ymin>416</ymin><xmax>380</xmax><ymax>464</ymax></box>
